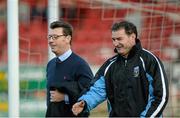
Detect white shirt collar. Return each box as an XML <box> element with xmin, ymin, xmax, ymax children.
<box><xmin>58</xmin><ymin>49</ymin><xmax>72</xmax><ymax>62</ymax></box>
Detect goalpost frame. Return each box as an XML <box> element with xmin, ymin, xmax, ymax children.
<box><xmin>48</xmin><ymin>0</ymin><xmax>60</xmax><ymax>60</ymax></box>
<box><xmin>7</xmin><ymin>0</ymin><xmax>60</xmax><ymax>116</ymax></box>
<box><xmin>7</xmin><ymin>0</ymin><xmax>19</xmax><ymax>117</ymax></box>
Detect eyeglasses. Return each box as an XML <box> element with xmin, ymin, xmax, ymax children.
<box><xmin>47</xmin><ymin>34</ymin><xmax>66</xmax><ymax>40</ymax></box>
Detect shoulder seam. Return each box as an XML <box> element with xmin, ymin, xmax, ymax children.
<box><xmin>104</xmin><ymin>57</ymin><xmax>117</xmax><ymax>76</ymax></box>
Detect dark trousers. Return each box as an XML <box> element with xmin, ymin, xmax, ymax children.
<box><xmin>46</xmin><ymin>101</ymin><xmax>89</xmax><ymax>117</ymax></box>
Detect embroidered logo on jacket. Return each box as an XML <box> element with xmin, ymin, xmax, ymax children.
<box><xmin>133</xmin><ymin>66</ymin><xmax>139</xmax><ymax>77</ymax></box>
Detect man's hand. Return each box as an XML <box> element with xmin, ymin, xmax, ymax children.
<box><xmin>50</xmin><ymin>90</ymin><xmax>65</xmax><ymax>102</ymax></box>
<box><xmin>72</xmin><ymin>100</ymin><xmax>85</xmax><ymax>116</ymax></box>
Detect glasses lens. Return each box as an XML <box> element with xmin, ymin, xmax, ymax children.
<box><xmin>52</xmin><ymin>35</ymin><xmax>59</xmax><ymax>40</ymax></box>
<box><xmin>47</xmin><ymin>35</ymin><xmax>66</xmax><ymax>40</ymax></box>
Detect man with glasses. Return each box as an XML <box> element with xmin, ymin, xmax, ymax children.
<box><xmin>46</xmin><ymin>20</ymin><xmax>93</xmax><ymax>117</ymax></box>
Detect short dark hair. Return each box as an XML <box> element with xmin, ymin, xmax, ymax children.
<box><xmin>50</xmin><ymin>20</ymin><xmax>73</xmax><ymax>37</ymax></box>
<box><xmin>111</xmin><ymin>21</ymin><xmax>138</xmax><ymax>39</ymax></box>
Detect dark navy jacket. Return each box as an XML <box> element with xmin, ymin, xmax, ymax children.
<box><xmin>46</xmin><ymin>52</ymin><xmax>93</xmax><ymax>117</ymax></box>
<box><xmin>79</xmin><ymin>39</ymin><xmax>169</xmax><ymax>117</ymax></box>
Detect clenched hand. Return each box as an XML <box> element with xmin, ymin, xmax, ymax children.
<box><xmin>50</xmin><ymin>90</ymin><xmax>65</xmax><ymax>102</ymax></box>
<box><xmin>72</xmin><ymin>100</ymin><xmax>85</xmax><ymax>116</ymax></box>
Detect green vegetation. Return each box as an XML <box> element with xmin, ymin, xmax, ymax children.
<box><xmin>0</xmin><ymin>79</ymin><xmax>46</xmax><ymax>92</ymax></box>
<box><xmin>0</xmin><ymin>79</ymin><xmax>7</xmax><ymax>92</ymax></box>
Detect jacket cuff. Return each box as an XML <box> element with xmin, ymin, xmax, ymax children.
<box><xmin>64</xmin><ymin>94</ymin><xmax>69</xmax><ymax>104</ymax></box>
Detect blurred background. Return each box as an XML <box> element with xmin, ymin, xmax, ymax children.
<box><xmin>0</xmin><ymin>0</ymin><xmax>180</xmax><ymax>117</ymax></box>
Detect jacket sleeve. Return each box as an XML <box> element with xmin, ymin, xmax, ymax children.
<box><xmin>56</xmin><ymin>62</ymin><xmax>93</xmax><ymax>104</ymax></box>
<box><xmin>77</xmin><ymin>59</ymin><xmax>114</xmax><ymax>111</ymax></box>
<box><xmin>140</xmin><ymin>54</ymin><xmax>169</xmax><ymax>117</ymax></box>
<box><xmin>78</xmin><ymin>76</ymin><xmax>107</xmax><ymax>111</ymax></box>
<box><xmin>75</xmin><ymin>62</ymin><xmax>94</xmax><ymax>94</ymax></box>
<box><xmin>55</xmin><ymin>81</ymin><xmax>81</xmax><ymax>103</ymax></box>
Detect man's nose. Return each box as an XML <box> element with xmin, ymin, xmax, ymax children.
<box><xmin>113</xmin><ymin>40</ymin><xmax>119</xmax><ymax>46</ymax></box>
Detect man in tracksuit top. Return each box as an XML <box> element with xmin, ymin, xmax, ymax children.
<box><xmin>72</xmin><ymin>21</ymin><xmax>169</xmax><ymax>117</ymax></box>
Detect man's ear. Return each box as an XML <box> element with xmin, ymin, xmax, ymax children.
<box><xmin>66</xmin><ymin>35</ymin><xmax>71</xmax><ymax>43</ymax></box>
<box><xmin>131</xmin><ymin>34</ymin><xmax>136</xmax><ymax>40</ymax></box>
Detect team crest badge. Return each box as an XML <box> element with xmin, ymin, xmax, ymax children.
<box><xmin>133</xmin><ymin>66</ymin><xmax>139</xmax><ymax>77</ymax></box>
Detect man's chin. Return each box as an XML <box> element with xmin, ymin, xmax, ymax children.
<box><xmin>51</xmin><ymin>49</ymin><xmax>56</xmax><ymax>53</ymax></box>
<box><xmin>117</xmin><ymin>51</ymin><xmax>126</xmax><ymax>56</ymax></box>
<box><xmin>117</xmin><ymin>50</ymin><xmax>122</xmax><ymax>54</ymax></box>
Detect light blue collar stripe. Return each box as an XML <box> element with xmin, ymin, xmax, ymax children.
<box><xmin>141</xmin><ymin>73</ymin><xmax>155</xmax><ymax>117</ymax></box>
